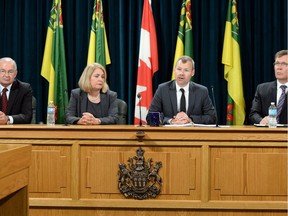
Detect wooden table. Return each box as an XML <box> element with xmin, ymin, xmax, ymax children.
<box><xmin>0</xmin><ymin>125</ymin><xmax>286</xmax><ymax>216</ymax></box>
<box><xmin>0</xmin><ymin>143</ymin><xmax>31</xmax><ymax>216</ymax></box>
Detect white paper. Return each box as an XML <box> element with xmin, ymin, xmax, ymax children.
<box><xmin>163</xmin><ymin>123</ymin><xmax>194</xmax><ymax>127</ymax></box>
<box><xmin>193</xmin><ymin>124</ymin><xmax>217</xmax><ymax>127</ymax></box>
<box><xmin>254</xmin><ymin>123</ymin><xmax>287</xmax><ymax>127</ymax></box>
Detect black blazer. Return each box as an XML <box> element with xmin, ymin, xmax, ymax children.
<box><xmin>0</xmin><ymin>79</ymin><xmax>33</xmax><ymax>124</ymax></box>
<box><xmin>148</xmin><ymin>80</ymin><xmax>216</xmax><ymax>124</ymax></box>
<box><xmin>249</xmin><ymin>81</ymin><xmax>287</xmax><ymax>124</ymax></box>
<box><xmin>66</xmin><ymin>88</ymin><xmax>118</xmax><ymax>124</ymax></box>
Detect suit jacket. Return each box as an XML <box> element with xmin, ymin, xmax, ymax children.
<box><xmin>66</xmin><ymin>88</ymin><xmax>118</xmax><ymax>124</ymax></box>
<box><xmin>249</xmin><ymin>81</ymin><xmax>287</xmax><ymax>124</ymax></box>
<box><xmin>147</xmin><ymin>81</ymin><xmax>217</xmax><ymax>124</ymax></box>
<box><xmin>0</xmin><ymin>79</ymin><xmax>33</xmax><ymax>124</ymax></box>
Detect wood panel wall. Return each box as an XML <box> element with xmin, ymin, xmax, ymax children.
<box><xmin>0</xmin><ymin>125</ymin><xmax>286</xmax><ymax>216</ymax></box>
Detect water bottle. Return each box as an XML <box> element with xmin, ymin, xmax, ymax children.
<box><xmin>47</xmin><ymin>101</ymin><xmax>55</xmax><ymax>126</ymax></box>
<box><xmin>268</xmin><ymin>102</ymin><xmax>277</xmax><ymax>128</ymax></box>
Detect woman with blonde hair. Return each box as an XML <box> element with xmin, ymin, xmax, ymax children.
<box><xmin>66</xmin><ymin>63</ymin><xmax>118</xmax><ymax>125</ymax></box>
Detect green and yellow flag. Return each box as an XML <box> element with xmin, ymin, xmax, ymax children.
<box><xmin>171</xmin><ymin>0</ymin><xmax>193</xmax><ymax>80</ymax></box>
<box><xmin>222</xmin><ymin>0</ymin><xmax>245</xmax><ymax>125</ymax></box>
<box><xmin>41</xmin><ymin>0</ymin><xmax>68</xmax><ymax>124</ymax></box>
<box><xmin>87</xmin><ymin>0</ymin><xmax>111</xmax><ymax>67</ymax></box>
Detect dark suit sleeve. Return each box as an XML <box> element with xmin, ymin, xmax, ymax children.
<box><xmin>10</xmin><ymin>81</ymin><xmax>33</xmax><ymax>124</ymax></box>
<box><xmin>249</xmin><ymin>83</ymin><xmax>275</xmax><ymax>124</ymax></box>
<box><xmin>249</xmin><ymin>85</ymin><xmax>265</xmax><ymax>124</ymax></box>
<box><xmin>66</xmin><ymin>89</ymin><xmax>81</xmax><ymax>124</ymax></box>
<box><xmin>147</xmin><ymin>83</ymin><xmax>172</xmax><ymax>124</ymax></box>
<box><xmin>189</xmin><ymin>86</ymin><xmax>217</xmax><ymax>124</ymax></box>
<box><xmin>99</xmin><ymin>91</ymin><xmax>118</xmax><ymax>124</ymax></box>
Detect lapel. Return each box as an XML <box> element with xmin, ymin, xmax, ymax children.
<box><xmin>270</xmin><ymin>81</ymin><xmax>277</xmax><ymax>103</ymax></box>
<box><xmin>277</xmin><ymin>82</ymin><xmax>288</xmax><ymax>116</ymax></box>
<box><xmin>79</xmin><ymin>91</ymin><xmax>88</xmax><ymax>115</ymax></box>
<box><xmin>169</xmin><ymin>81</ymin><xmax>177</xmax><ymax>114</ymax></box>
<box><xmin>99</xmin><ymin>92</ymin><xmax>106</xmax><ymax>115</ymax></box>
<box><xmin>187</xmin><ymin>82</ymin><xmax>195</xmax><ymax>114</ymax></box>
<box><xmin>7</xmin><ymin>80</ymin><xmax>18</xmax><ymax>113</ymax></box>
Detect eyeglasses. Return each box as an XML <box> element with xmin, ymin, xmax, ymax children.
<box><xmin>273</xmin><ymin>62</ymin><xmax>288</xmax><ymax>67</ymax></box>
<box><xmin>0</xmin><ymin>69</ymin><xmax>16</xmax><ymax>75</ymax></box>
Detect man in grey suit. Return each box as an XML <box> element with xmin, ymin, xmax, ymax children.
<box><xmin>0</xmin><ymin>57</ymin><xmax>33</xmax><ymax>124</ymax></box>
<box><xmin>147</xmin><ymin>56</ymin><xmax>216</xmax><ymax>125</ymax></box>
<box><xmin>249</xmin><ymin>50</ymin><xmax>288</xmax><ymax>125</ymax></box>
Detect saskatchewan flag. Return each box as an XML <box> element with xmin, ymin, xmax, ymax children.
<box><xmin>41</xmin><ymin>0</ymin><xmax>68</xmax><ymax>124</ymax></box>
<box><xmin>222</xmin><ymin>0</ymin><xmax>245</xmax><ymax>125</ymax></box>
<box><xmin>87</xmin><ymin>0</ymin><xmax>111</xmax><ymax>67</ymax></box>
<box><xmin>171</xmin><ymin>0</ymin><xmax>193</xmax><ymax>80</ymax></box>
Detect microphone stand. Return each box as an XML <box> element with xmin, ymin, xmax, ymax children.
<box><xmin>137</xmin><ymin>93</ymin><xmax>143</xmax><ymax>127</ymax></box>
<box><xmin>136</xmin><ymin>93</ymin><xmax>145</xmax><ymax>141</ymax></box>
<box><xmin>63</xmin><ymin>89</ymin><xmax>68</xmax><ymax>126</ymax></box>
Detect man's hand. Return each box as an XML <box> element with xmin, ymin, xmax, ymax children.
<box><xmin>0</xmin><ymin>111</ymin><xmax>8</xmax><ymax>125</ymax></box>
<box><xmin>170</xmin><ymin>112</ymin><xmax>192</xmax><ymax>125</ymax></box>
<box><xmin>260</xmin><ymin>116</ymin><xmax>269</xmax><ymax>124</ymax></box>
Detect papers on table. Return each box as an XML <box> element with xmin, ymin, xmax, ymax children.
<box><xmin>163</xmin><ymin>123</ymin><xmax>193</xmax><ymax>127</ymax></box>
<box><xmin>163</xmin><ymin>123</ymin><xmax>229</xmax><ymax>128</ymax></box>
<box><xmin>193</xmin><ymin>124</ymin><xmax>217</xmax><ymax>127</ymax></box>
<box><xmin>254</xmin><ymin>123</ymin><xmax>288</xmax><ymax>127</ymax></box>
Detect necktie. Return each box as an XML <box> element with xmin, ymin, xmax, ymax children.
<box><xmin>180</xmin><ymin>88</ymin><xmax>186</xmax><ymax>112</ymax></box>
<box><xmin>1</xmin><ymin>88</ymin><xmax>8</xmax><ymax>114</ymax></box>
<box><xmin>276</xmin><ymin>85</ymin><xmax>287</xmax><ymax>122</ymax></box>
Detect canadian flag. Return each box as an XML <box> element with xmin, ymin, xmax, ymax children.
<box><xmin>134</xmin><ymin>0</ymin><xmax>158</xmax><ymax>125</ymax></box>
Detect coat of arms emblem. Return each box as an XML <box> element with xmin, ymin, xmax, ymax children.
<box><xmin>118</xmin><ymin>147</ymin><xmax>162</xmax><ymax>200</ymax></box>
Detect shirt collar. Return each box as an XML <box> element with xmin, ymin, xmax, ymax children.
<box><xmin>276</xmin><ymin>80</ymin><xmax>288</xmax><ymax>89</ymax></box>
<box><xmin>0</xmin><ymin>84</ymin><xmax>12</xmax><ymax>92</ymax></box>
<box><xmin>175</xmin><ymin>83</ymin><xmax>189</xmax><ymax>92</ymax></box>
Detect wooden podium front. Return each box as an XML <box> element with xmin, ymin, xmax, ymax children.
<box><xmin>0</xmin><ymin>144</ymin><xmax>31</xmax><ymax>216</ymax></box>
<box><xmin>0</xmin><ymin>125</ymin><xmax>286</xmax><ymax>216</ymax></box>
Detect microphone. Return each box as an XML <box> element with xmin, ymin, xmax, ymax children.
<box><xmin>211</xmin><ymin>86</ymin><xmax>219</xmax><ymax>127</ymax></box>
<box><xmin>63</xmin><ymin>89</ymin><xmax>68</xmax><ymax>126</ymax></box>
<box><xmin>137</xmin><ymin>93</ymin><xmax>143</xmax><ymax>127</ymax></box>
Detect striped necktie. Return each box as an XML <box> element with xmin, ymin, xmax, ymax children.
<box><xmin>276</xmin><ymin>85</ymin><xmax>287</xmax><ymax>122</ymax></box>
<box><xmin>1</xmin><ymin>88</ymin><xmax>8</xmax><ymax>114</ymax></box>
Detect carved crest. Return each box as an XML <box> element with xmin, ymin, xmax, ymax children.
<box><xmin>118</xmin><ymin>147</ymin><xmax>162</xmax><ymax>200</ymax></box>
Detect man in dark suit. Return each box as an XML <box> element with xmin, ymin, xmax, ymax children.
<box><xmin>0</xmin><ymin>57</ymin><xmax>33</xmax><ymax>124</ymax></box>
<box><xmin>249</xmin><ymin>50</ymin><xmax>288</xmax><ymax>125</ymax></box>
<box><xmin>147</xmin><ymin>56</ymin><xmax>216</xmax><ymax>125</ymax></box>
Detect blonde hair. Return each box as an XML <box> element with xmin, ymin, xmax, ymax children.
<box><xmin>78</xmin><ymin>63</ymin><xmax>109</xmax><ymax>93</ymax></box>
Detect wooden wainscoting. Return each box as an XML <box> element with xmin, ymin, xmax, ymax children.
<box><xmin>0</xmin><ymin>143</ymin><xmax>31</xmax><ymax>216</ymax></box>
<box><xmin>0</xmin><ymin>125</ymin><xmax>286</xmax><ymax>216</ymax></box>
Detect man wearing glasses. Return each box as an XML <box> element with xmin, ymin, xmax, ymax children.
<box><xmin>249</xmin><ymin>50</ymin><xmax>288</xmax><ymax>125</ymax></box>
<box><xmin>0</xmin><ymin>57</ymin><xmax>33</xmax><ymax>124</ymax></box>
